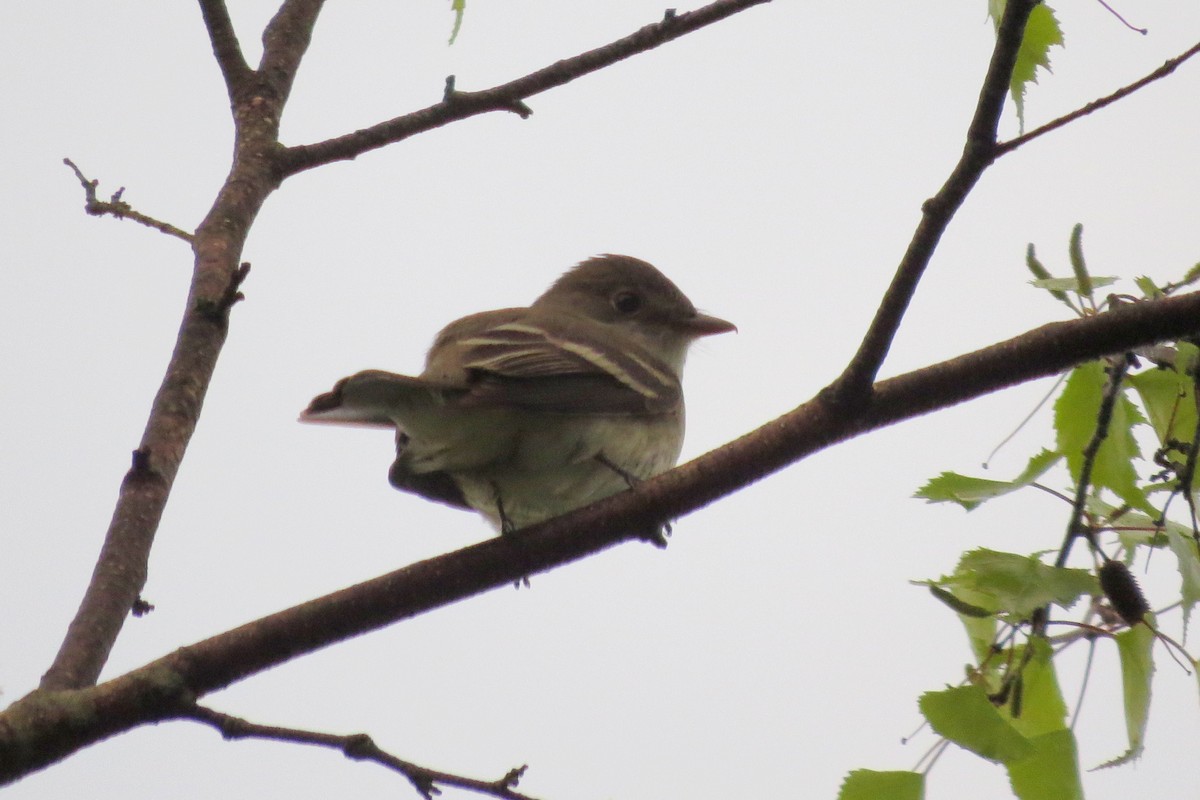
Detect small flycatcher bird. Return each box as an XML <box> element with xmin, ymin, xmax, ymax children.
<box><xmin>301</xmin><ymin>254</ymin><xmax>734</xmax><ymax>538</ymax></box>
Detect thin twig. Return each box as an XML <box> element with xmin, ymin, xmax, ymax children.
<box><xmin>63</xmin><ymin>159</ymin><xmax>194</xmax><ymax>243</ymax></box>
<box><xmin>1055</xmin><ymin>355</ymin><xmax>1133</xmax><ymax>569</ymax></box>
<box><xmin>1030</xmin><ymin>482</ymin><xmax>1076</xmax><ymax>505</ymax></box>
<box><xmin>1069</xmin><ymin>631</ymin><xmax>1096</xmax><ymax>730</ymax></box>
<box><xmin>1029</xmin><ymin>355</ymin><xmax>1133</xmax><ymax>638</ymax></box>
<box><xmin>1094</xmin><ymin>0</ymin><xmax>1147</xmax><ymax>35</ymax></box>
<box><xmin>996</xmin><ymin>39</ymin><xmax>1200</xmax><ymax>156</ymax></box>
<box><xmin>185</xmin><ymin>706</ymin><xmax>540</xmax><ymax>800</ymax></box>
<box><xmin>277</xmin><ymin>0</ymin><xmax>772</xmax><ymax>176</ymax></box>
<box><xmin>984</xmin><ymin>372</ymin><xmax>1068</xmax><ymax>467</ymax></box>
<box><xmin>1158</xmin><ymin>353</ymin><xmax>1200</xmax><ymax>549</ymax></box>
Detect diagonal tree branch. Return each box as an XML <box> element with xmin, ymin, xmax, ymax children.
<box><xmin>8</xmin><ymin>287</ymin><xmax>1200</xmax><ymax>783</ymax></box>
<box><xmin>259</xmin><ymin>0</ymin><xmax>326</xmax><ymax>95</ymax></box>
<box><xmin>198</xmin><ymin>0</ymin><xmax>252</xmax><ymax>98</ymax></box>
<box><xmin>276</xmin><ymin>0</ymin><xmax>773</xmax><ymax>177</ymax></box>
<box><xmin>826</xmin><ymin>0</ymin><xmax>1039</xmax><ymax>405</ymax></box>
<box><xmin>996</xmin><ymin>38</ymin><xmax>1200</xmax><ymax>156</ymax></box>
<box><xmin>37</xmin><ymin>1</ymin><xmax>329</xmax><ymax>694</ymax></box>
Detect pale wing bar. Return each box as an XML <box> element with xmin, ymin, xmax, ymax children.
<box><xmin>459</xmin><ymin>322</ymin><xmax>679</xmax><ymax>405</ymax></box>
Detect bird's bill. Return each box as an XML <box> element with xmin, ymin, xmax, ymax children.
<box><xmin>680</xmin><ymin>312</ymin><xmax>737</xmax><ymax>337</ymax></box>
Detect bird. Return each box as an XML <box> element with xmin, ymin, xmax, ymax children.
<box><xmin>300</xmin><ymin>254</ymin><xmax>734</xmax><ymax>541</ymax></box>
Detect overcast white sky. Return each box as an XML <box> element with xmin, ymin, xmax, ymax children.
<box><xmin>3</xmin><ymin>2</ymin><xmax>1200</xmax><ymax>798</ymax></box>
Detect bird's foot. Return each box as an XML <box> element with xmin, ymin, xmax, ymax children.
<box><xmin>595</xmin><ymin>454</ymin><xmax>673</xmax><ymax>548</ymax></box>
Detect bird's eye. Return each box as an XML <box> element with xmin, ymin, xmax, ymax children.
<box><xmin>612</xmin><ymin>291</ymin><xmax>642</xmax><ymax>314</ymax></box>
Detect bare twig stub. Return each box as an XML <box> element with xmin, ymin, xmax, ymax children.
<box><xmin>63</xmin><ymin>159</ymin><xmax>195</xmax><ymax>243</ymax></box>
<box><xmin>187</xmin><ymin>705</ymin><xmax>539</xmax><ymax>800</ymax></box>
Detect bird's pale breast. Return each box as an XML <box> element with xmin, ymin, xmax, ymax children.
<box><xmin>451</xmin><ymin>410</ymin><xmax>684</xmax><ymax>530</ymax></box>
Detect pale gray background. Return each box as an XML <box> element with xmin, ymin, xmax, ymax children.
<box><xmin>3</xmin><ymin>2</ymin><xmax>1199</xmax><ymax>798</ymax></box>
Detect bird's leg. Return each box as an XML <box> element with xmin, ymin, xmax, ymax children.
<box><xmin>492</xmin><ymin>483</ymin><xmax>517</xmax><ymax>535</ymax></box>
<box><xmin>595</xmin><ymin>453</ymin><xmax>639</xmax><ymax>489</ymax></box>
<box><xmin>491</xmin><ymin>482</ymin><xmax>530</xmax><ymax>588</ymax></box>
<box><xmin>593</xmin><ymin>453</ymin><xmax>672</xmax><ymax>548</ymax></box>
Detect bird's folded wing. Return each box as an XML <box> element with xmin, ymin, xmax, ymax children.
<box><xmin>301</xmin><ymin>312</ymin><xmax>683</xmax><ymax>423</ymax></box>
<box><xmin>448</xmin><ymin>319</ymin><xmax>681</xmax><ymax>414</ymax></box>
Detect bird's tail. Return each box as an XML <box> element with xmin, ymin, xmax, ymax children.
<box><xmin>299</xmin><ymin>369</ymin><xmax>446</xmax><ymax>428</ymax></box>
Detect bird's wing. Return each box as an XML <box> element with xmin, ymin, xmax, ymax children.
<box><xmin>430</xmin><ymin>312</ymin><xmax>681</xmax><ymax>414</ymax></box>
<box><xmin>300</xmin><ymin>307</ymin><xmax>683</xmax><ymax>424</ymax></box>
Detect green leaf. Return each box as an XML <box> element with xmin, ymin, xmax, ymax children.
<box><xmin>1054</xmin><ymin>362</ymin><xmax>1150</xmax><ymax>513</ymax></box>
<box><xmin>1178</xmin><ymin>340</ymin><xmax>1200</xmax><ymax>374</ymax></box>
<box><xmin>914</xmin><ymin>582</ymin><xmax>999</xmax><ymax>664</ymax></box>
<box><xmin>936</xmin><ymin>549</ymin><xmax>1097</xmax><ymax>619</ymax></box>
<box><xmin>1134</xmin><ymin>275</ymin><xmax>1163</xmax><ymax>299</ymax></box>
<box><xmin>1165</xmin><ymin>524</ymin><xmax>1200</xmax><ymax>629</ymax></box>
<box><xmin>915</xmin><ymin>472</ymin><xmax>1006</xmax><ymax>510</ymax></box>
<box><xmin>926</xmin><ymin>642</ymin><xmax>1082</xmax><ymax>798</ymax></box>
<box><xmin>991</xmin><ymin>2</ymin><xmax>1064</xmax><ymax>131</ymax></box>
<box><xmin>1028</xmin><ymin>276</ymin><xmax>1116</xmax><ymax>293</ymax></box>
<box><xmin>1006</xmin><ymin>730</ymin><xmax>1084</xmax><ymax>800</ymax></box>
<box><xmin>915</xmin><ymin>450</ymin><xmax>1061</xmax><ymax>510</ymax></box>
<box><xmin>1102</xmin><ymin>398</ymin><xmax>1151</xmax><ymax>512</ymax></box>
<box><xmin>963</xmin><ymin>621</ymin><xmax>1001</xmax><ymax>667</ymax></box>
<box><xmin>1182</xmin><ymin>261</ymin><xmax>1200</xmax><ymax>288</ymax></box>
<box><xmin>1128</xmin><ymin>363</ymin><xmax>1197</xmax><ymax>457</ymax></box>
<box><xmin>1096</xmin><ymin>616</ymin><xmax>1155</xmax><ymax>767</ymax></box>
<box><xmin>448</xmin><ymin>0</ymin><xmax>466</xmax><ymax>44</ymax></box>
<box><xmin>955</xmin><ymin>585</ymin><xmax>1001</xmax><ymax>664</ymax></box>
<box><xmin>987</xmin><ymin>0</ymin><xmax>1005</xmax><ymax>27</ymax></box>
<box><xmin>920</xmin><ymin>685</ymin><xmax>1034</xmax><ymax>764</ymax></box>
<box><xmin>1003</xmin><ymin>639</ymin><xmax>1067</xmax><ymax>738</ymax></box>
<box><xmin>1013</xmin><ymin>449</ymin><xmax>1065</xmax><ymax>485</ymax></box>
<box><xmin>837</xmin><ymin>769</ymin><xmax>924</xmax><ymax>800</ymax></box>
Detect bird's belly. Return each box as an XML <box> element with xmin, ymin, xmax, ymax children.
<box><xmin>454</xmin><ymin>414</ymin><xmax>683</xmax><ymax>531</ymax></box>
